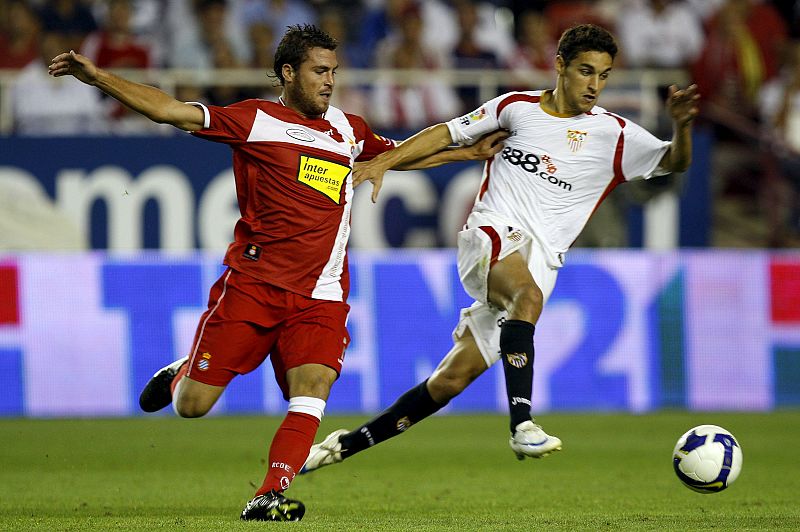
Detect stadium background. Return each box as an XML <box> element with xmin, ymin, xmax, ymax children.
<box><xmin>1</xmin><ymin>0</ymin><xmax>799</xmax><ymax>418</ymax></box>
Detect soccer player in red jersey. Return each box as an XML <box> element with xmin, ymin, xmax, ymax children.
<box><xmin>303</xmin><ymin>24</ymin><xmax>699</xmax><ymax>474</ymax></box>
<box><xmin>48</xmin><ymin>24</ymin><xmax>504</xmax><ymax>521</ymax></box>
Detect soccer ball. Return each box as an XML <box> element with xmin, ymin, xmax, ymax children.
<box><xmin>672</xmin><ymin>425</ymin><xmax>742</xmax><ymax>493</ymax></box>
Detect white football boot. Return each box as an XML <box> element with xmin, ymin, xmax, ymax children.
<box><xmin>509</xmin><ymin>420</ymin><xmax>562</xmax><ymax>459</ymax></box>
<box><xmin>300</xmin><ymin>429</ymin><xmax>349</xmax><ymax>474</ymax></box>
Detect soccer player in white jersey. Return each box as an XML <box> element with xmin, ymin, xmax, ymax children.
<box><xmin>303</xmin><ymin>24</ymin><xmax>699</xmax><ymax>473</ymax></box>
<box><xmin>48</xmin><ymin>24</ymin><xmax>504</xmax><ymax>522</ymax></box>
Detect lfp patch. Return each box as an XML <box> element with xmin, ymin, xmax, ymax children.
<box><xmin>459</xmin><ymin>107</ymin><xmax>487</xmax><ymax>126</ymax></box>
<box><xmin>468</xmin><ymin>108</ymin><xmax>486</xmax><ymax>121</ymax></box>
<box><xmin>297</xmin><ymin>155</ymin><xmax>351</xmax><ymax>204</ymax></box>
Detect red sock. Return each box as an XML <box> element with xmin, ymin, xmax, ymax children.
<box><xmin>170</xmin><ymin>361</ymin><xmax>189</xmax><ymax>395</ymax></box>
<box><xmin>256</xmin><ymin>412</ymin><xmax>321</xmax><ymax>496</ymax></box>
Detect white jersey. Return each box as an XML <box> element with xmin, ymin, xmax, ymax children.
<box><xmin>446</xmin><ymin>90</ymin><xmax>670</xmax><ymax>268</ymax></box>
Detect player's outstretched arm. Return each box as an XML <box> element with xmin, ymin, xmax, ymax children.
<box><xmin>48</xmin><ymin>50</ymin><xmax>204</xmax><ymax>131</ymax></box>
<box><xmin>395</xmin><ymin>130</ymin><xmax>509</xmax><ymax>170</ymax></box>
<box><xmin>659</xmin><ymin>84</ymin><xmax>700</xmax><ymax>173</ymax></box>
<box><xmin>353</xmin><ymin>123</ymin><xmax>453</xmax><ymax>203</ymax></box>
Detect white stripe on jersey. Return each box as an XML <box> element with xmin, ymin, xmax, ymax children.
<box><xmin>311</xmin><ymin>106</ymin><xmax>357</xmax><ymax>300</ymax></box>
<box><xmin>326</xmin><ymin>105</ymin><xmax>367</xmax><ymax>161</ymax></box>
<box><xmin>246</xmin><ymin>108</ymin><xmax>353</xmax><ymax>158</ymax></box>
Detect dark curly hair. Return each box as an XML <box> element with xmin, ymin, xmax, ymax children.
<box><xmin>556</xmin><ymin>24</ymin><xmax>618</xmax><ymax>66</ymax></box>
<box><xmin>272</xmin><ymin>24</ymin><xmax>338</xmax><ymax>86</ymax></box>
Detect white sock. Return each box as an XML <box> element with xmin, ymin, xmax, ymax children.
<box><xmin>288</xmin><ymin>396</ymin><xmax>326</xmax><ymax>420</ymax></box>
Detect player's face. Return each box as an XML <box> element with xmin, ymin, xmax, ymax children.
<box><xmin>284</xmin><ymin>47</ymin><xmax>338</xmax><ymax>118</ymax></box>
<box><xmin>556</xmin><ymin>51</ymin><xmax>613</xmax><ymax>115</ymax></box>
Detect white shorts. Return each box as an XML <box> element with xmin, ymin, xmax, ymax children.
<box><xmin>453</xmin><ymin>211</ymin><xmax>559</xmax><ymax>367</ymax></box>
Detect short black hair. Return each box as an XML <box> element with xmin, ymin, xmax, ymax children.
<box><xmin>272</xmin><ymin>24</ymin><xmax>338</xmax><ymax>86</ymax></box>
<box><xmin>556</xmin><ymin>24</ymin><xmax>618</xmax><ymax>66</ymax></box>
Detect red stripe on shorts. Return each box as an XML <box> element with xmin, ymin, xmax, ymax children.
<box><xmin>479</xmin><ymin>226</ymin><xmax>502</xmax><ymax>267</ymax></box>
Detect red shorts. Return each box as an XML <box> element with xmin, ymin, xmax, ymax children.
<box><xmin>185</xmin><ymin>268</ymin><xmax>350</xmax><ymax>396</ymax></box>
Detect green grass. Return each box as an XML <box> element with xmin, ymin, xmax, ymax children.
<box><xmin>1</xmin><ymin>412</ymin><xmax>799</xmax><ymax>531</ymax></box>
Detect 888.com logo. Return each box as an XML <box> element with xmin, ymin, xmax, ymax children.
<box><xmin>500</xmin><ymin>147</ymin><xmax>571</xmax><ymax>191</ymax></box>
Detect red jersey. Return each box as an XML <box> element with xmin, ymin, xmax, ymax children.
<box><xmin>192</xmin><ymin>99</ymin><xmax>395</xmax><ymax>302</ymax></box>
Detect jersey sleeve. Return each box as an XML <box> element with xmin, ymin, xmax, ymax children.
<box><xmin>350</xmin><ymin>114</ymin><xmax>397</xmax><ymax>161</ymax></box>
<box><xmin>620</xmin><ymin>120</ymin><xmax>671</xmax><ymax>181</ymax></box>
<box><xmin>190</xmin><ymin>100</ymin><xmax>259</xmax><ymax>145</ymax></box>
<box><xmin>445</xmin><ymin>93</ymin><xmax>506</xmax><ymax>146</ymax></box>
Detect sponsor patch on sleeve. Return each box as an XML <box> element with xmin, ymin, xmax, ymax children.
<box><xmin>459</xmin><ymin>107</ymin><xmax>487</xmax><ymax>126</ymax></box>
<box><xmin>297</xmin><ymin>155</ymin><xmax>351</xmax><ymax>204</ymax></box>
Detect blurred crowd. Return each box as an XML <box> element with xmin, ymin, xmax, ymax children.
<box><xmin>1</xmin><ymin>0</ymin><xmax>800</xmax><ymax>247</ymax></box>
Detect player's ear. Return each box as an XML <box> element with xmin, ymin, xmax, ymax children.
<box><xmin>555</xmin><ymin>55</ymin><xmax>565</xmax><ymax>75</ymax></box>
<box><xmin>282</xmin><ymin>63</ymin><xmax>295</xmax><ymax>83</ymax></box>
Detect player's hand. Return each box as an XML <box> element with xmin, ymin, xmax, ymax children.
<box><xmin>666</xmin><ymin>84</ymin><xmax>700</xmax><ymax>129</ymax></box>
<box><xmin>48</xmin><ymin>50</ymin><xmax>98</xmax><ymax>85</ymax></box>
<box><xmin>353</xmin><ymin>158</ymin><xmax>391</xmax><ymax>203</ymax></box>
<box><xmin>466</xmin><ymin>130</ymin><xmax>510</xmax><ymax>160</ymax></box>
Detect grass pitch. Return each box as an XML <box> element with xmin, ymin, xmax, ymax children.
<box><xmin>1</xmin><ymin>412</ymin><xmax>799</xmax><ymax>531</ymax></box>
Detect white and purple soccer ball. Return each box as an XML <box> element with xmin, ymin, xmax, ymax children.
<box><xmin>672</xmin><ymin>425</ymin><xmax>743</xmax><ymax>493</ymax></box>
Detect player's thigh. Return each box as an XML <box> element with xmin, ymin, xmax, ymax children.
<box><xmin>487</xmin><ymin>251</ymin><xmax>543</xmax><ymax>322</ymax></box>
<box><xmin>185</xmin><ymin>269</ymin><xmax>280</xmax><ymax>385</ymax></box>
<box><xmin>174</xmin><ymin>377</ymin><xmax>225</xmax><ymax>417</ymax></box>
<box><xmin>176</xmin><ymin>315</ymin><xmax>273</xmax><ymax>417</ymax></box>
<box><xmin>457</xmin><ymin>216</ymin><xmax>542</xmax><ymax>316</ymax></box>
<box><xmin>285</xmin><ymin>363</ymin><xmax>339</xmax><ymax>400</ymax></box>
<box><xmin>429</xmin><ymin>329</ymin><xmax>488</xmax><ymax>401</ymax></box>
<box><xmin>272</xmin><ymin>297</ymin><xmax>350</xmax><ymax>399</ymax></box>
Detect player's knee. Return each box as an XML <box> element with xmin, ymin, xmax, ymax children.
<box><xmin>286</xmin><ymin>365</ymin><xmax>337</xmax><ymax>398</ymax></box>
<box><xmin>510</xmin><ymin>285</ymin><xmax>543</xmax><ymax>322</ymax></box>
<box><xmin>173</xmin><ymin>395</ymin><xmax>210</xmax><ymax>418</ymax></box>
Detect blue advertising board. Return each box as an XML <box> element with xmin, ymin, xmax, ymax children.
<box><xmin>1</xmin><ymin>250</ymin><xmax>797</xmax><ymax>417</ymax></box>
